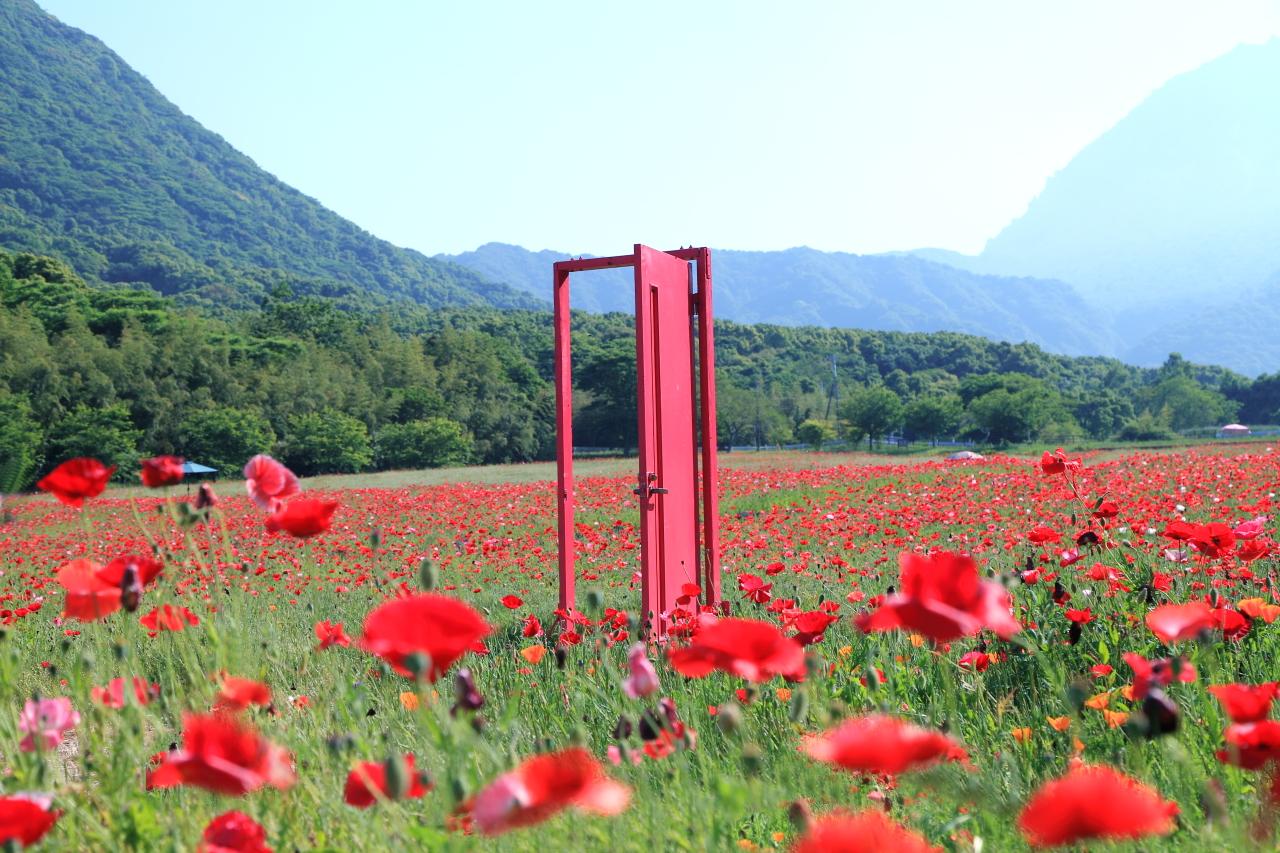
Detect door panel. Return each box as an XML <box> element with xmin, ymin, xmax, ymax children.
<box><xmin>634</xmin><ymin>245</ymin><xmax>699</xmax><ymax>629</ymax></box>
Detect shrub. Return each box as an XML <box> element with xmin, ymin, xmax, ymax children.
<box><xmin>375</xmin><ymin>418</ymin><xmax>474</xmax><ymax>469</ymax></box>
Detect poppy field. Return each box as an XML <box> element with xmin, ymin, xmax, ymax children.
<box><xmin>5</xmin><ymin>445</ymin><xmax>1280</xmax><ymax>851</ymax></box>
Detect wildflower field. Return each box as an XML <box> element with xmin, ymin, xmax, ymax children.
<box><xmin>5</xmin><ymin>444</ymin><xmax>1280</xmax><ymax>851</ymax></box>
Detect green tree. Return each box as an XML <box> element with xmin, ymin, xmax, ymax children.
<box><xmin>280</xmin><ymin>410</ymin><xmax>373</xmax><ymax>475</ymax></box>
<box><xmin>794</xmin><ymin>419</ymin><xmax>837</xmax><ymax>450</ymax></box>
<box><xmin>375</xmin><ymin>419</ymin><xmax>474</xmax><ymax>469</ymax></box>
<box><xmin>1136</xmin><ymin>376</ymin><xmax>1238</xmax><ymax>432</ymax></box>
<box><xmin>46</xmin><ymin>403</ymin><xmax>142</xmax><ymax>477</ymax></box>
<box><xmin>1072</xmin><ymin>391</ymin><xmax>1134</xmax><ymax>438</ymax></box>
<box><xmin>839</xmin><ymin>386</ymin><xmax>904</xmax><ymax>448</ymax></box>
<box><xmin>903</xmin><ymin>395</ymin><xmax>963</xmax><ymax>444</ymax></box>
<box><xmin>574</xmin><ymin>339</ymin><xmax>636</xmax><ymax>450</ymax></box>
<box><xmin>178</xmin><ymin>408</ymin><xmax>276</xmax><ymax>476</ymax></box>
<box><xmin>0</xmin><ymin>392</ymin><xmax>42</xmax><ymax>491</ymax></box>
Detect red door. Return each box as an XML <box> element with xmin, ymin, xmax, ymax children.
<box><xmin>633</xmin><ymin>245</ymin><xmax>700</xmax><ymax>631</ymax></box>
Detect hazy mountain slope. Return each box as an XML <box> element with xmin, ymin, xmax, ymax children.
<box><xmin>0</xmin><ymin>0</ymin><xmax>539</xmax><ymax>310</ymax></box>
<box><xmin>1123</xmin><ymin>268</ymin><xmax>1280</xmax><ymax>376</ymax></box>
<box><xmin>440</xmin><ymin>243</ymin><xmax>1115</xmax><ymax>356</ymax></box>
<box><xmin>974</xmin><ymin>40</ymin><xmax>1280</xmax><ymax>308</ymax></box>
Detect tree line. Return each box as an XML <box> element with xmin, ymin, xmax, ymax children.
<box><xmin>1</xmin><ymin>248</ymin><xmax>1274</xmax><ymax>490</ymax></box>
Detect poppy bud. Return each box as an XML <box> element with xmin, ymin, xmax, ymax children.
<box><xmin>1067</xmin><ymin>621</ymin><xmax>1082</xmax><ymax>646</ymax></box>
<box><xmin>716</xmin><ymin>701</ymin><xmax>743</xmax><ymax>735</ymax></box>
<box><xmin>403</xmin><ymin>652</ymin><xmax>432</xmax><ymax>681</ymax></box>
<box><xmin>787</xmin><ymin>799</ymin><xmax>814</xmax><ymax>833</ymax></box>
<box><xmin>120</xmin><ymin>564</ymin><xmax>142</xmax><ymax>613</ymax></box>
<box><xmin>658</xmin><ymin>698</ymin><xmax>681</xmax><ymax>730</ymax></box>
<box><xmin>788</xmin><ymin>689</ymin><xmax>810</xmax><ymax>724</ymax></box>
<box><xmin>554</xmin><ymin>644</ymin><xmax>568</xmax><ymax>669</ymax></box>
<box><xmin>384</xmin><ymin>753</ymin><xmax>410</xmax><ymax>800</ymax></box>
<box><xmin>638</xmin><ymin>709</ymin><xmax>661</xmax><ymax>741</ymax></box>
<box><xmin>613</xmin><ymin>715</ymin><xmax>633</xmax><ymax>740</ymax></box>
<box><xmin>326</xmin><ymin>733</ymin><xmax>354</xmax><ymax>754</ymax></box>
<box><xmin>585</xmin><ymin>588</ymin><xmax>604</xmax><ymax>612</ymax></box>
<box><xmin>1200</xmin><ymin>779</ymin><xmax>1228</xmax><ymax>825</ymax></box>
<box><xmin>449</xmin><ymin>773</ymin><xmax>469</xmax><ymax>803</ymax></box>
<box><xmin>1128</xmin><ymin>688</ymin><xmax>1180</xmax><ymax>739</ymax></box>
<box><xmin>451</xmin><ymin>668</ymin><xmax>485</xmax><ymax>715</ymax></box>
<box><xmin>741</xmin><ymin>742</ymin><xmax>763</xmax><ymax>777</ymax></box>
<box><xmin>1066</xmin><ymin>679</ymin><xmax>1091</xmax><ymax>712</ymax></box>
<box><xmin>418</xmin><ymin>558</ymin><xmax>438</xmax><ymax>591</ymax></box>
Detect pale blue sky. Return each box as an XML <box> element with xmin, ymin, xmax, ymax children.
<box><xmin>37</xmin><ymin>1</ymin><xmax>1280</xmax><ymax>257</ymax></box>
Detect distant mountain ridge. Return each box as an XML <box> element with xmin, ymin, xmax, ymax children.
<box><xmin>0</xmin><ymin>0</ymin><xmax>539</xmax><ymax>312</ymax></box>
<box><xmin>439</xmin><ymin>242</ymin><xmax>1115</xmax><ymax>357</ymax></box>
<box><xmin>906</xmin><ymin>41</ymin><xmax>1280</xmax><ymax>375</ymax></box>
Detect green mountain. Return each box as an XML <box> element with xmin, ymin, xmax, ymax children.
<box><xmin>440</xmin><ymin>243</ymin><xmax>1115</xmax><ymax>357</ymax></box>
<box><xmin>0</xmin><ymin>0</ymin><xmax>539</xmax><ymax>312</ymax></box>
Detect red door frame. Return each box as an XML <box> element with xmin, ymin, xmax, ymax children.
<box><xmin>553</xmin><ymin>245</ymin><xmax>720</xmax><ymax>635</ymax></box>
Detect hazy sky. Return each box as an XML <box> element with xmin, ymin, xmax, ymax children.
<box><xmin>37</xmin><ymin>1</ymin><xmax>1280</xmax><ymax>257</ymax></box>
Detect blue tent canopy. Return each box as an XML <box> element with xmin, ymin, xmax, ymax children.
<box><xmin>181</xmin><ymin>461</ymin><xmax>217</xmax><ymax>475</ymax></box>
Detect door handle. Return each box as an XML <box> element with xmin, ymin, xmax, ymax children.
<box><xmin>650</xmin><ymin>487</ymin><xmax>669</xmax><ymax>495</ymax></box>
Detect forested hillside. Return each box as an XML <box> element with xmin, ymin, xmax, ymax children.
<box><xmin>6</xmin><ymin>248</ymin><xmax>1272</xmax><ymax>491</ymax></box>
<box><xmin>0</xmin><ymin>0</ymin><xmax>539</xmax><ymax>313</ymax></box>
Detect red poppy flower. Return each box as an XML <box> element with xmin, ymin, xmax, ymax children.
<box><xmin>140</xmin><ymin>604</ymin><xmax>200</xmax><ymax>636</ymax></box>
<box><xmin>1163</xmin><ymin>520</ymin><xmax>1198</xmax><ymax>542</ymax></box>
<box><xmin>36</xmin><ymin>457</ymin><xmax>115</xmax><ymax>507</ymax></box>
<box><xmin>1123</xmin><ymin>653</ymin><xmax>1196</xmax><ymax>699</ymax></box>
<box><xmin>243</xmin><ymin>455</ymin><xmax>300</xmax><ymax>511</ymax></box>
<box><xmin>792</xmin><ymin>810</ymin><xmax>940</xmax><ymax>853</ymax></box>
<box><xmin>314</xmin><ymin>620</ymin><xmax>351</xmax><ymax>650</ymax></box>
<box><xmin>855</xmin><ymin>550</ymin><xmax>1020</xmax><ymax>644</ymax></box>
<box><xmin>1039</xmin><ymin>449</ymin><xmax>1077</xmax><ymax>477</ymax></box>
<box><xmin>471</xmin><ymin>747</ymin><xmax>630</xmax><ymax>835</ymax></box>
<box><xmin>1018</xmin><ymin>763</ymin><xmax>1177</xmax><ymax>847</ymax></box>
<box><xmin>501</xmin><ymin>595</ymin><xmax>524</xmax><ymax>609</ymax></box>
<box><xmin>91</xmin><ymin>676</ymin><xmax>159</xmax><ymax>709</ymax></box>
<box><xmin>0</xmin><ymin>794</ymin><xmax>61</xmax><ymax>848</ymax></box>
<box><xmin>1189</xmin><ymin>523</ymin><xmax>1235</xmax><ymax>557</ymax></box>
<box><xmin>788</xmin><ymin>610</ymin><xmax>838</xmax><ymax>645</ymax></box>
<box><xmin>737</xmin><ymin>573</ymin><xmax>773</xmax><ymax>604</ymax></box>
<box><xmin>214</xmin><ymin>676</ymin><xmax>272</xmax><ymax>712</ymax></box>
<box><xmin>1209</xmin><ymin>683</ymin><xmax>1280</xmax><ymax>723</ymax></box>
<box><xmin>359</xmin><ymin>593</ymin><xmax>492</xmax><ymax>681</ymax></box>
<box><xmin>198</xmin><ymin>811</ymin><xmax>271</xmax><ymax>853</ymax></box>
<box><xmin>56</xmin><ymin>559</ymin><xmax>122</xmax><ymax>621</ymax></box>
<box><xmin>1217</xmin><ymin>720</ymin><xmax>1280</xmax><ymax>769</ymax></box>
<box><xmin>1027</xmin><ymin>526</ymin><xmax>1062</xmax><ymax>544</ymax></box>
<box><xmin>97</xmin><ymin>554</ymin><xmax>165</xmax><ymax>588</ymax></box>
<box><xmin>1237</xmin><ymin>539</ymin><xmax>1271</xmax><ymax>562</ymax></box>
<box><xmin>264</xmin><ymin>498</ymin><xmax>338</xmax><ymax>538</ymax></box>
<box><xmin>140</xmin><ymin>455</ymin><xmax>185</xmax><ymax>488</ymax></box>
<box><xmin>146</xmin><ymin>713</ymin><xmax>295</xmax><ymax>795</ymax></box>
<box><xmin>521</xmin><ymin>614</ymin><xmax>543</xmax><ymax>638</ymax></box>
<box><xmin>802</xmin><ymin>715</ymin><xmax>967</xmax><ymax>776</ymax></box>
<box><xmin>1091</xmin><ymin>501</ymin><xmax>1120</xmax><ymax>519</ymax></box>
<box><xmin>667</xmin><ymin>616</ymin><xmax>806</xmax><ymax>683</ymax></box>
<box><xmin>1145</xmin><ymin>601</ymin><xmax>1215</xmax><ymax>643</ymax></box>
<box><xmin>343</xmin><ymin>754</ymin><xmax>432</xmax><ymax>808</ymax></box>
